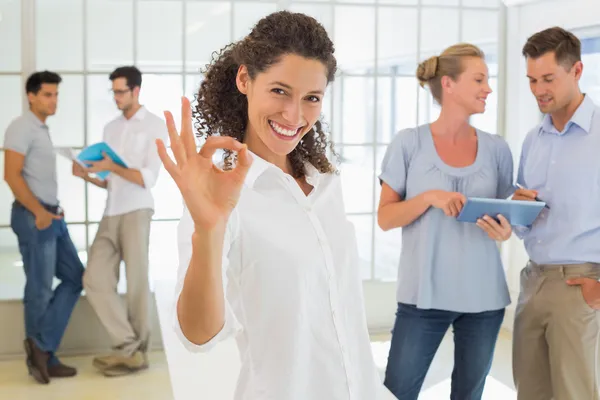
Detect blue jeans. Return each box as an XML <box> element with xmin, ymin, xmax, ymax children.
<box><xmin>11</xmin><ymin>202</ymin><xmax>84</xmax><ymax>365</ymax></box>
<box><xmin>384</xmin><ymin>303</ymin><xmax>505</xmax><ymax>400</ymax></box>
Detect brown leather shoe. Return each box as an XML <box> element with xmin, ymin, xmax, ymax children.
<box><xmin>24</xmin><ymin>338</ymin><xmax>50</xmax><ymax>384</ymax></box>
<box><xmin>48</xmin><ymin>362</ymin><xmax>77</xmax><ymax>378</ymax></box>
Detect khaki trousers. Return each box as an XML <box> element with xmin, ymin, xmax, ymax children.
<box><xmin>513</xmin><ymin>261</ymin><xmax>600</xmax><ymax>400</ymax></box>
<box><xmin>83</xmin><ymin>209</ymin><xmax>153</xmax><ymax>356</ymax></box>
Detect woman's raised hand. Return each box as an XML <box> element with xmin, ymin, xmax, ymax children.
<box><xmin>156</xmin><ymin>97</ymin><xmax>252</xmax><ymax>231</ymax></box>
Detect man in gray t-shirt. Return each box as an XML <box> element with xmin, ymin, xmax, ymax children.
<box><xmin>3</xmin><ymin>71</ymin><xmax>83</xmax><ymax>384</ymax></box>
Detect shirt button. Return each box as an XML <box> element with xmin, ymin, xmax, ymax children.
<box><xmin>538</xmin><ymin>240</ymin><xmax>543</xmax><ymax>244</ymax></box>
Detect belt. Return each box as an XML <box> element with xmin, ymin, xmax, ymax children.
<box><xmin>14</xmin><ymin>200</ymin><xmax>64</xmax><ymax>216</ymax></box>
<box><xmin>527</xmin><ymin>260</ymin><xmax>600</xmax><ymax>278</ymax></box>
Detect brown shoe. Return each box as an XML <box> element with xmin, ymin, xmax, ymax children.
<box><xmin>24</xmin><ymin>338</ymin><xmax>50</xmax><ymax>384</ymax></box>
<box><xmin>48</xmin><ymin>362</ymin><xmax>77</xmax><ymax>378</ymax></box>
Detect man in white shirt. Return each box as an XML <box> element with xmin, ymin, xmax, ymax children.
<box><xmin>72</xmin><ymin>66</ymin><xmax>167</xmax><ymax>377</ymax></box>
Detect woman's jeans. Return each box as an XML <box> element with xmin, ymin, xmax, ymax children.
<box><xmin>384</xmin><ymin>303</ymin><xmax>505</xmax><ymax>400</ymax></box>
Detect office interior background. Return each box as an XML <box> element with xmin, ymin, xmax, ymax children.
<box><xmin>1</xmin><ymin>0</ymin><xmax>599</xmax><ymax>398</ymax></box>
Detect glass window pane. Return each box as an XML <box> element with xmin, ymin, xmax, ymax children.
<box><xmin>66</xmin><ymin>223</ymin><xmax>88</xmax><ymax>253</ymax></box>
<box><xmin>153</xmin><ymin>149</ymin><xmax>183</xmax><ymax>220</ymax></box>
<box><xmin>339</xmin><ymin>146</ymin><xmax>374</xmax><ymax>214</ymax></box>
<box><xmin>185</xmin><ymin>74</ymin><xmax>204</xmax><ymax>140</ymax></box>
<box><xmin>0</xmin><ymin>76</ymin><xmax>23</xmax><ymax>145</ymax></box>
<box><xmin>378</xmin><ymin>77</ymin><xmax>418</xmax><ymax>144</ymax></box>
<box><xmin>334</xmin><ymin>6</ymin><xmax>375</xmax><ymax>74</ymax></box>
<box><xmin>461</xmin><ymin>9</ymin><xmax>499</xmax><ymax>75</ymax></box>
<box><xmin>418</xmin><ymin>86</ymin><xmax>440</xmax><ymax>125</ymax></box>
<box><xmin>137</xmin><ymin>0</ymin><xmax>183</xmax><ymax>72</ymax></box>
<box><xmin>0</xmin><ymin>0</ymin><xmax>21</xmax><ymax>72</ymax></box>
<box><xmin>375</xmin><ymin>144</ymin><xmax>387</xmax><ymax>205</ymax></box>
<box><xmin>139</xmin><ymin>74</ymin><xmax>183</xmax><ymax>127</ymax></box>
<box><xmin>87</xmin><ymin>0</ymin><xmax>134</xmax><ymax>71</ymax></box>
<box><xmin>289</xmin><ymin>3</ymin><xmax>333</xmax><ymax>36</ymax></box>
<box><xmin>0</xmin><ymin>227</ymin><xmax>22</xmax><ymax>299</ymax></box>
<box><xmin>377</xmin><ymin>7</ymin><xmax>418</xmax><ymax>74</ymax></box>
<box><xmin>186</xmin><ymin>2</ymin><xmax>232</xmax><ymax>73</ymax></box>
<box><xmin>374</xmin><ymin>145</ymin><xmax>401</xmax><ymax>281</ymax></box>
<box><xmin>581</xmin><ymin>50</ymin><xmax>600</xmax><ymax>104</ymax></box>
<box><xmin>348</xmin><ymin>215</ymin><xmax>374</xmax><ymax>281</ymax></box>
<box><xmin>87</xmin><ymin>183</ymin><xmax>108</xmax><ymax>223</ymax></box>
<box><xmin>321</xmin><ymin>85</ymin><xmax>333</xmax><ymax>136</ymax></box>
<box><xmin>149</xmin><ymin>221</ymin><xmax>179</xmax><ymax>281</ymax></box>
<box><xmin>0</xmin><ymin>151</ymin><xmax>13</xmax><ymax>226</ymax></box>
<box><xmin>462</xmin><ymin>0</ymin><xmax>500</xmax><ymax>7</ymax></box>
<box><xmin>333</xmin><ymin>76</ymin><xmax>375</xmax><ymax>144</ymax></box>
<box><xmin>36</xmin><ymin>0</ymin><xmax>84</xmax><ymax>70</ymax></box>
<box><xmin>233</xmin><ymin>2</ymin><xmax>277</xmax><ymax>41</ymax></box>
<box><xmin>87</xmin><ymin>74</ymin><xmax>120</xmax><ymax>145</ymax></box>
<box><xmin>422</xmin><ymin>0</ymin><xmax>459</xmax><ymax>5</ymax></box>
<box><xmin>49</xmin><ymin>75</ymin><xmax>85</xmax><ymax>148</ymax></box>
<box><xmin>471</xmin><ymin>78</ymin><xmax>498</xmax><ymax>134</ymax></box>
<box><xmin>374</xmin><ymin>224</ymin><xmax>401</xmax><ymax>281</ymax></box>
<box><xmin>378</xmin><ymin>0</ymin><xmax>417</xmax><ymax>4</ymax></box>
<box><xmin>57</xmin><ymin>155</ymin><xmax>86</xmax><ymax>223</ymax></box>
<box><xmin>461</xmin><ymin>10</ymin><xmax>498</xmax><ymax>50</ymax></box>
<box><xmin>185</xmin><ymin>74</ymin><xmax>203</xmax><ymax>104</ymax></box>
<box><xmin>420</xmin><ymin>8</ymin><xmax>459</xmax><ymax>58</ymax></box>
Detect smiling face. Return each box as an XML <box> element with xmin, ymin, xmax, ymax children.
<box><xmin>443</xmin><ymin>56</ymin><xmax>492</xmax><ymax>115</ymax></box>
<box><xmin>526</xmin><ymin>51</ymin><xmax>583</xmax><ymax>114</ymax></box>
<box><xmin>236</xmin><ymin>53</ymin><xmax>328</xmax><ymax>160</ymax></box>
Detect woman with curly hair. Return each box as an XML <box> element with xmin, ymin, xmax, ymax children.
<box><xmin>156</xmin><ymin>10</ymin><xmax>385</xmax><ymax>400</ymax></box>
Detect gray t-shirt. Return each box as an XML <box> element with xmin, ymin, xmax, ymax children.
<box><xmin>3</xmin><ymin>110</ymin><xmax>58</xmax><ymax>205</ymax></box>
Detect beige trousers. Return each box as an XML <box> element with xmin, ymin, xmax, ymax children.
<box><xmin>513</xmin><ymin>261</ymin><xmax>600</xmax><ymax>400</ymax></box>
<box><xmin>83</xmin><ymin>209</ymin><xmax>153</xmax><ymax>357</ymax></box>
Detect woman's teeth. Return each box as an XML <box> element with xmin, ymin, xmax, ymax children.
<box><xmin>270</xmin><ymin>121</ymin><xmax>298</xmax><ymax>137</ymax></box>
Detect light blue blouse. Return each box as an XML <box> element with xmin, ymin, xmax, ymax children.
<box><xmin>379</xmin><ymin>124</ymin><xmax>515</xmax><ymax>313</ymax></box>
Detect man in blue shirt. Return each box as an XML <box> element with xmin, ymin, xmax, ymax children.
<box><xmin>513</xmin><ymin>27</ymin><xmax>600</xmax><ymax>400</ymax></box>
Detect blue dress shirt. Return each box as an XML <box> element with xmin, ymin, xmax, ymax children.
<box><xmin>516</xmin><ymin>94</ymin><xmax>600</xmax><ymax>265</ymax></box>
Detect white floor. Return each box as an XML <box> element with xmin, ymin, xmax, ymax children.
<box><xmin>0</xmin><ymin>273</ymin><xmax>517</xmax><ymax>399</ymax></box>
<box><xmin>0</xmin><ymin>351</ymin><xmax>173</xmax><ymax>400</ymax></box>
<box><xmin>0</xmin><ymin>331</ymin><xmax>516</xmax><ymax>400</ymax></box>
<box><xmin>371</xmin><ymin>330</ymin><xmax>516</xmax><ymax>399</ymax></box>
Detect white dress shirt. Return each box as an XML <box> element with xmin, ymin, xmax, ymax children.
<box><xmin>174</xmin><ymin>153</ymin><xmax>385</xmax><ymax>400</ymax></box>
<box><xmin>102</xmin><ymin>106</ymin><xmax>167</xmax><ymax>217</ymax></box>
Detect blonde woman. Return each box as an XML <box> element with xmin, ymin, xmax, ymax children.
<box><xmin>378</xmin><ymin>44</ymin><xmax>514</xmax><ymax>399</ymax></box>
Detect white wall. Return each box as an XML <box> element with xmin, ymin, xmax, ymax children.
<box><xmin>502</xmin><ymin>0</ymin><xmax>600</xmax><ymax>330</ymax></box>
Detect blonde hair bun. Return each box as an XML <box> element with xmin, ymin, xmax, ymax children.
<box><xmin>416</xmin><ymin>56</ymin><xmax>438</xmax><ymax>87</ymax></box>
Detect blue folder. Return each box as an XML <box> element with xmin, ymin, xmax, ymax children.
<box><xmin>456</xmin><ymin>197</ymin><xmax>546</xmax><ymax>227</ymax></box>
<box><xmin>77</xmin><ymin>142</ymin><xmax>127</xmax><ymax>180</ymax></box>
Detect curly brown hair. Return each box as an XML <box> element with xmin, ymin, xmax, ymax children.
<box><xmin>193</xmin><ymin>11</ymin><xmax>338</xmax><ymax>178</ymax></box>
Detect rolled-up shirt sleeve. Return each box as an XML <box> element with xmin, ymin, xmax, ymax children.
<box><xmin>172</xmin><ymin>205</ymin><xmax>242</xmax><ymax>353</ymax></box>
<box><xmin>140</xmin><ymin>124</ymin><xmax>167</xmax><ymax>189</ymax></box>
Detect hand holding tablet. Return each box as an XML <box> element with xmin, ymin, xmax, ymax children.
<box><xmin>456</xmin><ymin>197</ymin><xmax>546</xmax><ymax>227</ymax></box>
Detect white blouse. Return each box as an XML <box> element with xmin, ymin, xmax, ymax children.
<box><xmin>173</xmin><ymin>153</ymin><xmax>385</xmax><ymax>400</ymax></box>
